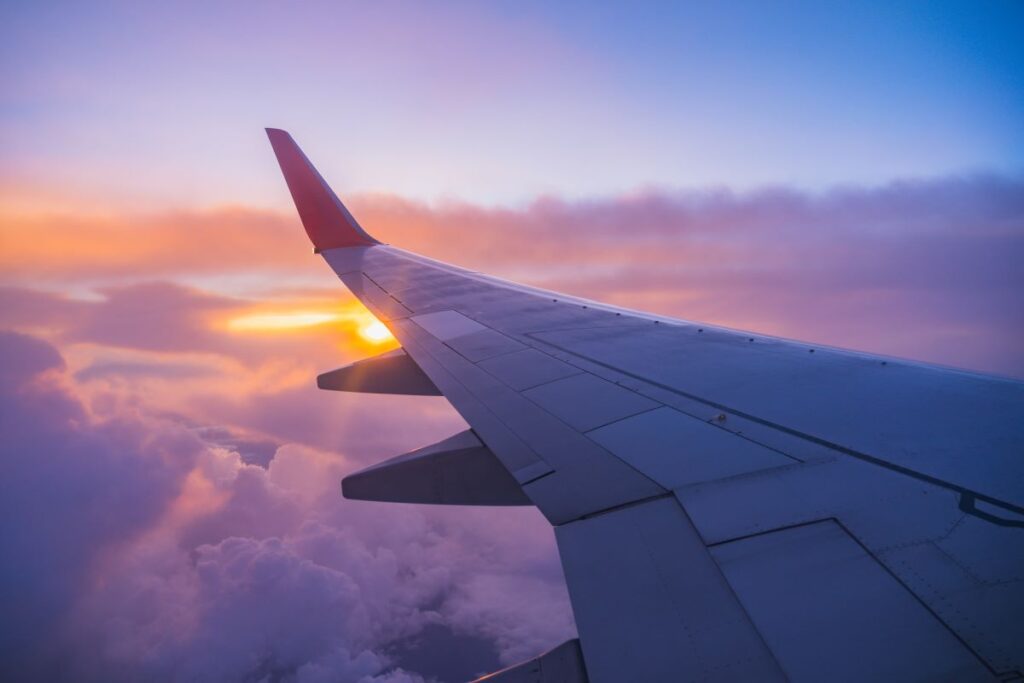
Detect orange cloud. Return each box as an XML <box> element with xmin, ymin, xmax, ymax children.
<box><xmin>3</xmin><ymin>174</ymin><xmax>1023</xmax><ymax>379</ymax></box>
<box><xmin>0</xmin><ymin>193</ymin><xmax>721</xmax><ymax>286</ymax></box>
<box><xmin>0</xmin><ymin>205</ymin><xmax>309</xmax><ymax>281</ymax></box>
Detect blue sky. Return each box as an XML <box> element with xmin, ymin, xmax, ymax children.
<box><xmin>2</xmin><ymin>0</ymin><xmax>1022</xmax><ymax>207</ymax></box>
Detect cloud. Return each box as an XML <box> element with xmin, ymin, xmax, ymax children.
<box><xmin>66</xmin><ymin>443</ymin><xmax>567</xmax><ymax>682</ymax></box>
<box><xmin>0</xmin><ymin>281</ymin><xmax>389</xmax><ymax>370</ymax></box>
<box><xmin>0</xmin><ymin>331</ymin><xmax>203</xmax><ymax>679</ymax></box>
<box><xmin>4</xmin><ymin>174</ymin><xmax>1021</xmax><ymax>375</ymax></box>
<box><xmin>0</xmin><ymin>282</ymin><xmax>463</xmax><ymax>460</ymax></box>
<box><xmin>0</xmin><ymin>332</ymin><xmax>572</xmax><ymax>682</ymax></box>
<box><xmin>0</xmin><ymin>207</ymin><xmax>308</xmax><ymax>282</ymax></box>
<box><xmin>361</xmin><ymin>176</ymin><xmax>1023</xmax><ymax>376</ymax></box>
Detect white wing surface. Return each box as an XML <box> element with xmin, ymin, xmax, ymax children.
<box><xmin>267</xmin><ymin>129</ymin><xmax>1024</xmax><ymax>683</ymax></box>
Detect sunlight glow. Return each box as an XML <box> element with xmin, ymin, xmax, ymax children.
<box><xmin>359</xmin><ymin>320</ymin><xmax>393</xmax><ymax>344</ymax></box>
<box><xmin>227</xmin><ymin>311</ymin><xmax>341</xmax><ymax>331</ymax></box>
<box><xmin>224</xmin><ymin>305</ymin><xmax>395</xmax><ymax>348</ymax></box>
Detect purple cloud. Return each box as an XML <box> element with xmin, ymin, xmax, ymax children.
<box><xmin>0</xmin><ymin>331</ymin><xmax>202</xmax><ymax>679</ymax></box>
<box><xmin>4</xmin><ymin>174</ymin><xmax>1021</xmax><ymax>373</ymax></box>
<box><xmin>358</xmin><ymin>175</ymin><xmax>1023</xmax><ymax>376</ymax></box>
<box><xmin>0</xmin><ymin>332</ymin><xmax>571</xmax><ymax>682</ymax></box>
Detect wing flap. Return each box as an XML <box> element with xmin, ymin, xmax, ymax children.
<box><xmin>710</xmin><ymin>520</ymin><xmax>992</xmax><ymax>681</ymax></box>
<box><xmin>556</xmin><ymin>496</ymin><xmax>786</xmax><ymax>682</ymax></box>
<box><xmin>470</xmin><ymin>639</ymin><xmax>587</xmax><ymax>683</ymax></box>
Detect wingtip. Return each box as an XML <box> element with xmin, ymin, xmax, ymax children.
<box><xmin>265</xmin><ymin>128</ymin><xmax>378</xmax><ymax>250</ymax></box>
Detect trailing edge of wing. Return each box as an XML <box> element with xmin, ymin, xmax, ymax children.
<box><xmin>471</xmin><ymin>639</ymin><xmax>588</xmax><ymax>682</ymax></box>
<box><xmin>265</xmin><ymin>128</ymin><xmax>379</xmax><ymax>251</ymax></box>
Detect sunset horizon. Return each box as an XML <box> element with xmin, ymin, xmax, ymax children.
<box><xmin>2</xmin><ymin>2</ymin><xmax>1022</xmax><ymax>682</ymax></box>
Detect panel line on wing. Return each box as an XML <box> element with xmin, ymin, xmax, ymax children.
<box><xmin>527</xmin><ymin>332</ymin><xmax>1024</xmax><ymax>519</ymax></box>
<box><xmin>710</xmin><ymin>518</ymin><xmax>996</xmax><ymax>679</ymax></box>
<box><xmin>392</xmin><ymin>317</ymin><xmax>668</xmax><ymax>522</ymax></box>
<box><xmin>347</xmin><ymin>250</ymin><xmax>1020</xmax><ymax>525</ymax></box>
<box><xmin>389</xmin><ymin>318</ymin><xmax>552</xmax><ymax>481</ymax></box>
<box><xmin>350</xmin><ymin>258</ymin><xmax>804</xmax><ymax>511</ymax></box>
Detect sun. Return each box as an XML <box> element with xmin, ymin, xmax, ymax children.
<box><xmin>225</xmin><ymin>303</ymin><xmax>396</xmax><ymax>347</ymax></box>
<box><xmin>358</xmin><ymin>320</ymin><xmax>393</xmax><ymax>344</ymax></box>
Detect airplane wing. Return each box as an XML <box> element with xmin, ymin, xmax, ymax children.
<box><xmin>266</xmin><ymin>129</ymin><xmax>1024</xmax><ymax>683</ymax></box>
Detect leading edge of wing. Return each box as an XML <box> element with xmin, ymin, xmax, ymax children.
<box><xmin>266</xmin><ymin>128</ymin><xmax>379</xmax><ymax>251</ymax></box>
<box><xmin>259</xmin><ymin>130</ymin><xmax>1014</xmax><ymax>380</ymax></box>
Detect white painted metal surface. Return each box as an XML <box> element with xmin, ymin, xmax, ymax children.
<box><xmin>710</xmin><ymin>521</ymin><xmax>992</xmax><ymax>681</ymax></box>
<box><xmin>556</xmin><ymin>496</ymin><xmax>786</xmax><ymax>682</ymax></box>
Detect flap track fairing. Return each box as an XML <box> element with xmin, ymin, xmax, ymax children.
<box><xmin>317</xmin><ymin>348</ymin><xmax>441</xmax><ymax>396</ymax></box>
<box><xmin>341</xmin><ymin>430</ymin><xmax>532</xmax><ymax>506</ymax></box>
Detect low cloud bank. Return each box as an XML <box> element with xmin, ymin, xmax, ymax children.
<box><xmin>0</xmin><ymin>332</ymin><xmax>572</xmax><ymax>682</ymax></box>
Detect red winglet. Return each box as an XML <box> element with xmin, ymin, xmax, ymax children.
<box><xmin>266</xmin><ymin>128</ymin><xmax>378</xmax><ymax>251</ymax></box>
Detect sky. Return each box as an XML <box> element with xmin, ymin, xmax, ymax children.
<box><xmin>1</xmin><ymin>2</ymin><xmax>1022</xmax><ymax>682</ymax></box>
<box><xmin>3</xmin><ymin>1</ymin><xmax>1023</xmax><ymax>207</ymax></box>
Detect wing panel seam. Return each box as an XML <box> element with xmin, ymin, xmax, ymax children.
<box><xmin>528</xmin><ymin>333</ymin><xmax>1024</xmax><ymax>518</ymax></box>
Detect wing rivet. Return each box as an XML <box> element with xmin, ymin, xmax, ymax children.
<box><xmin>715</xmin><ymin>413</ymin><xmax>727</xmax><ymax>422</ymax></box>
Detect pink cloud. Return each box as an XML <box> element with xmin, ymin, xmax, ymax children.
<box><xmin>0</xmin><ymin>332</ymin><xmax>570</xmax><ymax>682</ymax></box>
<box><xmin>0</xmin><ymin>331</ymin><xmax>203</xmax><ymax>679</ymax></box>
<box><xmin>5</xmin><ymin>174</ymin><xmax>1019</xmax><ymax>374</ymax></box>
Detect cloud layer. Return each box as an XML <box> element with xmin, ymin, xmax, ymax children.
<box><xmin>1</xmin><ymin>174</ymin><xmax>1021</xmax><ymax>681</ymax></box>
<box><xmin>0</xmin><ymin>332</ymin><xmax>571</xmax><ymax>682</ymax></box>
<box><xmin>4</xmin><ymin>173</ymin><xmax>1022</xmax><ymax>375</ymax></box>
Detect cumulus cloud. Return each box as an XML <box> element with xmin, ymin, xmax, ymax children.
<box><xmin>0</xmin><ymin>332</ymin><xmax>571</xmax><ymax>682</ymax></box>
<box><xmin>0</xmin><ymin>331</ymin><xmax>203</xmax><ymax>679</ymax></box>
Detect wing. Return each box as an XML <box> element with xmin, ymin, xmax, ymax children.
<box><xmin>266</xmin><ymin>129</ymin><xmax>1024</xmax><ymax>683</ymax></box>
